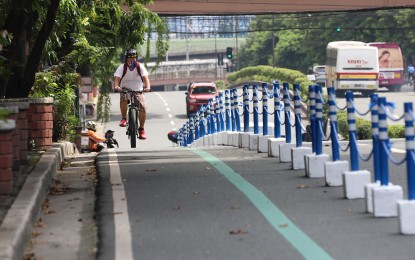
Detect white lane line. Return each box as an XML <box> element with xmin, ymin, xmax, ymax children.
<box><xmin>155</xmin><ymin>92</ymin><xmax>175</xmax><ymax>126</ymax></box>
<box><xmin>109</xmin><ymin>151</ymin><xmax>134</xmax><ymax>260</ymax></box>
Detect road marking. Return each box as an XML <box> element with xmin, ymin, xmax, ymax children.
<box><xmin>108</xmin><ymin>151</ymin><xmax>134</xmax><ymax>260</ymax></box>
<box><xmin>170</xmin><ymin>121</ymin><xmax>175</xmax><ymax>125</ymax></box>
<box><xmin>166</xmin><ymin>108</ymin><xmax>171</xmax><ymax>112</ymax></box>
<box><xmin>190</xmin><ymin>148</ymin><xmax>333</xmax><ymax>260</ymax></box>
<box><xmin>168</xmin><ymin>114</ymin><xmax>172</xmax><ymax>118</ymax></box>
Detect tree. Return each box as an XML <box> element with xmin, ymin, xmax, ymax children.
<box><xmin>0</xmin><ymin>0</ymin><xmax>169</xmax><ymax>98</ymax></box>
<box><xmin>238</xmin><ymin>9</ymin><xmax>415</xmax><ymax>73</ymax></box>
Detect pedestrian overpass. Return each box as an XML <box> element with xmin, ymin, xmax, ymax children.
<box><xmin>147</xmin><ymin>59</ymin><xmax>230</xmax><ymax>91</ymax></box>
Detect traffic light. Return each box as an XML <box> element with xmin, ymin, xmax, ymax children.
<box><xmin>336</xmin><ymin>26</ymin><xmax>341</xmax><ymax>32</ymax></box>
<box><xmin>226</xmin><ymin>47</ymin><xmax>233</xmax><ymax>59</ymax></box>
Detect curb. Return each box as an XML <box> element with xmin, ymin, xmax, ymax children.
<box><xmin>0</xmin><ymin>142</ymin><xmax>77</xmax><ymax>260</ymax></box>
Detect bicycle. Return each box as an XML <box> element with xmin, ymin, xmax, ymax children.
<box><xmin>120</xmin><ymin>88</ymin><xmax>149</xmax><ymax>148</ymax></box>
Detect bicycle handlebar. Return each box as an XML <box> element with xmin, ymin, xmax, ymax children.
<box><xmin>118</xmin><ymin>87</ymin><xmax>151</xmax><ymax>93</ymax></box>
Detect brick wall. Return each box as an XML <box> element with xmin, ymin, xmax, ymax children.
<box><xmin>26</xmin><ymin>98</ymin><xmax>54</xmax><ymax>150</ymax></box>
<box><xmin>0</xmin><ymin>119</ymin><xmax>16</xmax><ymax>195</ymax></box>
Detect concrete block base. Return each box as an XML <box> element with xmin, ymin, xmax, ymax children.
<box><xmin>268</xmin><ymin>137</ymin><xmax>285</xmax><ymax>157</ymax></box>
<box><xmin>258</xmin><ymin>135</ymin><xmax>271</xmax><ymax>153</ymax></box>
<box><xmin>221</xmin><ymin>131</ymin><xmax>229</xmax><ymax>145</ymax></box>
<box><xmin>279</xmin><ymin>143</ymin><xmax>296</xmax><ymax>163</ymax></box>
<box><xmin>291</xmin><ymin>147</ymin><xmax>313</xmax><ymax>169</ymax></box>
<box><xmin>307</xmin><ymin>154</ymin><xmax>330</xmax><ymax>178</ymax></box>
<box><xmin>212</xmin><ymin>133</ymin><xmax>219</xmax><ymax>146</ymax></box>
<box><xmin>241</xmin><ymin>132</ymin><xmax>252</xmax><ymax>149</ymax></box>
<box><xmin>365</xmin><ymin>181</ymin><xmax>380</xmax><ymax>213</ymax></box>
<box><xmin>343</xmin><ymin>170</ymin><xmax>371</xmax><ymax>199</ymax></box>
<box><xmin>249</xmin><ymin>134</ymin><xmax>259</xmax><ymax>151</ymax></box>
<box><xmin>325</xmin><ymin>160</ymin><xmax>349</xmax><ymax>186</ymax></box>
<box><xmin>373</xmin><ymin>184</ymin><xmax>403</xmax><ymax>217</ymax></box>
<box><xmin>227</xmin><ymin>132</ymin><xmax>235</xmax><ymax>146</ymax></box>
<box><xmin>398</xmin><ymin>200</ymin><xmax>415</xmax><ymax>235</ymax></box>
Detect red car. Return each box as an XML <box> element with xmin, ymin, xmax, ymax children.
<box><xmin>185</xmin><ymin>82</ymin><xmax>218</xmax><ymax>116</ymax></box>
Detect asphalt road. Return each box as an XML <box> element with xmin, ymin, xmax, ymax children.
<box><xmin>94</xmin><ymin>89</ymin><xmax>415</xmax><ymax>260</ymax></box>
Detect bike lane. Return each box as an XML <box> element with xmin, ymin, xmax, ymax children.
<box><xmin>95</xmin><ymin>147</ymin><xmax>335</xmax><ymax>260</ymax></box>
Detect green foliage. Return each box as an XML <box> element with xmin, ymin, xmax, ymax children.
<box><xmin>0</xmin><ymin>0</ymin><xmax>169</xmax><ymax>123</ymax></box>
<box><xmin>227</xmin><ymin>65</ymin><xmax>313</xmax><ymax>99</ymax></box>
<box><xmin>388</xmin><ymin>124</ymin><xmax>405</xmax><ymax>138</ymax></box>
<box><xmin>215</xmin><ymin>80</ymin><xmax>227</xmax><ymax>90</ymax></box>
<box><xmin>30</xmin><ymin>71</ymin><xmax>80</xmax><ymax>142</ymax></box>
<box><xmin>336</xmin><ymin>111</ymin><xmax>372</xmax><ymax>140</ymax></box>
<box><xmin>0</xmin><ymin>107</ymin><xmax>11</xmax><ymax>122</ymax></box>
<box><xmin>238</xmin><ymin>9</ymin><xmax>415</xmax><ymax>74</ymax></box>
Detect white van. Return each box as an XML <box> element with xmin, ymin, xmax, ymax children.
<box><xmin>326</xmin><ymin>41</ymin><xmax>379</xmax><ymax>97</ymax></box>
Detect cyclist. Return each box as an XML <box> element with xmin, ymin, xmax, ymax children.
<box><xmin>86</xmin><ymin>121</ymin><xmax>106</xmax><ymax>152</ymax></box>
<box><xmin>408</xmin><ymin>64</ymin><xmax>414</xmax><ymax>84</ymax></box>
<box><xmin>113</xmin><ymin>49</ymin><xmax>151</xmax><ymax>140</ymax></box>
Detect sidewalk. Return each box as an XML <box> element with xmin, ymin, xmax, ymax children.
<box><xmin>0</xmin><ymin>114</ymin><xmax>104</xmax><ymax>259</ymax></box>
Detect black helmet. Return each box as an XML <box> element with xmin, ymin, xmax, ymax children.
<box><xmin>125</xmin><ymin>49</ymin><xmax>137</xmax><ymax>62</ymax></box>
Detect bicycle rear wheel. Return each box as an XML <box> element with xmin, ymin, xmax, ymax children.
<box><xmin>129</xmin><ymin>108</ymin><xmax>137</xmax><ymax>148</ymax></box>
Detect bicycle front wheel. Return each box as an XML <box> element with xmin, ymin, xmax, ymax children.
<box><xmin>129</xmin><ymin>108</ymin><xmax>137</xmax><ymax>148</ymax></box>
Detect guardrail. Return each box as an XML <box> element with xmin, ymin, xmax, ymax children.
<box><xmin>177</xmin><ymin>81</ymin><xmax>415</xmax><ymax>235</ymax></box>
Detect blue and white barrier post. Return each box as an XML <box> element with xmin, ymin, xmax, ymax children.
<box><xmin>230</xmin><ymin>91</ymin><xmax>236</xmax><ymax>132</ymax></box>
<box><xmin>253</xmin><ymin>84</ymin><xmax>259</xmax><ymax>135</ymax></box>
<box><xmin>372</xmin><ymin>96</ymin><xmax>403</xmax><ymax>217</ymax></box>
<box><xmin>328</xmin><ymin>87</ymin><xmax>340</xmax><ymax>161</ymax></box>
<box><xmin>293</xmin><ymin>83</ymin><xmax>302</xmax><ymax>148</ymax></box>
<box><xmin>315</xmin><ymin>85</ymin><xmax>323</xmax><ymax>156</ymax></box>
<box><xmin>215</xmin><ymin>94</ymin><xmax>221</xmax><ymax>133</ymax></box>
<box><xmin>199</xmin><ymin>108</ymin><xmax>206</xmax><ymax>138</ymax></box>
<box><xmin>283</xmin><ymin>82</ymin><xmax>291</xmax><ymax>144</ymax></box>
<box><xmin>279</xmin><ymin>82</ymin><xmax>296</xmax><ymax>163</ymax></box>
<box><xmin>324</xmin><ymin>86</ymin><xmax>349</xmax><ymax>187</ymax></box>
<box><xmin>248</xmin><ymin>84</ymin><xmax>260</xmax><ymax>151</ymax></box>
<box><xmin>306</xmin><ymin>85</ymin><xmax>329</xmax><ymax>177</ymax></box>
<box><xmin>346</xmin><ymin>91</ymin><xmax>359</xmax><ymax>171</ymax></box>
<box><xmin>370</xmin><ymin>94</ymin><xmax>380</xmax><ymax>181</ymax></box>
<box><xmin>365</xmin><ymin>94</ymin><xmax>381</xmax><ymax>213</ymax></box>
<box><xmin>405</xmin><ymin>102</ymin><xmax>415</xmax><ymax>200</ymax></box>
<box><xmin>258</xmin><ymin>82</ymin><xmax>271</xmax><ymax>153</ymax></box>
<box><xmin>243</xmin><ymin>84</ymin><xmax>250</xmax><ymax>133</ymax></box>
<box><xmin>262</xmin><ymin>82</ymin><xmax>269</xmax><ymax>136</ymax></box>
<box><xmin>304</xmin><ymin>85</ymin><xmax>316</xmax><ymax>175</ymax></box>
<box><xmin>195</xmin><ymin>112</ymin><xmax>200</xmax><ymax>141</ymax></box>
<box><xmin>378</xmin><ymin>97</ymin><xmax>389</xmax><ymax>186</ymax></box>
<box><xmin>398</xmin><ymin>102</ymin><xmax>415</xmax><ymax>234</ymax></box>
<box><xmin>219</xmin><ymin>91</ymin><xmax>225</xmax><ymax>133</ymax></box>
<box><xmin>291</xmin><ymin>83</ymin><xmax>313</xmax><ymax>170</ymax></box>
<box><xmin>182</xmin><ymin>123</ymin><xmax>188</xmax><ymax>147</ymax></box>
<box><xmin>206</xmin><ymin>101</ymin><xmax>212</xmax><ymax>135</ymax></box>
<box><xmin>309</xmin><ymin>85</ymin><xmax>316</xmax><ymax>154</ymax></box>
<box><xmin>343</xmin><ymin>91</ymin><xmax>371</xmax><ymax>199</ymax></box>
<box><xmin>240</xmin><ymin>85</ymin><xmax>252</xmax><ymax>149</ymax></box>
<box><xmin>273</xmin><ymin>81</ymin><xmax>281</xmax><ymax>138</ymax></box>
<box><xmin>225</xmin><ymin>90</ymin><xmax>231</xmax><ymax>132</ymax></box>
<box><xmin>268</xmin><ymin>81</ymin><xmax>285</xmax><ymax>157</ymax></box>
<box><xmin>188</xmin><ymin>116</ymin><xmax>194</xmax><ymax>145</ymax></box>
<box><xmin>233</xmin><ymin>88</ymin><xmax>241</xmax><ymax>132</ymax></box>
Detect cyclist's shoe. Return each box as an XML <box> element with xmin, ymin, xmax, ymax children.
<box><xmin>119</xmin><ymin>118</ymin><xmax>127</xmax><ymax>127</ymax></box>
<box><xmin>138</xmin><ymin>128</ymin><xmax>147</xmax><ymax>140</ymax></box>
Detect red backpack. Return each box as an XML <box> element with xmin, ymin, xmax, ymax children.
<box><xmin>120</xmin><ymin>61</ymin><xmax>144</xmax><ymax>83</ymax></box>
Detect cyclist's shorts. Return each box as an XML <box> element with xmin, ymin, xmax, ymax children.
<box><xmin>120</xmin><ymin>92</ymin><xmax>147</xmax><ymax>112</ymax></box>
